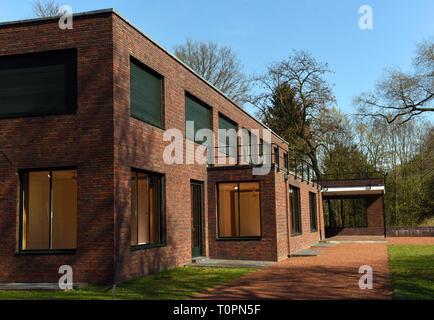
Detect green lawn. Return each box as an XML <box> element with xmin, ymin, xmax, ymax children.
<box><xmin>388</xmin><ymin>245</ymin><xmax>434</xmax><ymax>300</ymax></box>
<box><xmin>0</xmin><ymin>267</ymin><xmax>257</xmax><ymax>300</ymax></box>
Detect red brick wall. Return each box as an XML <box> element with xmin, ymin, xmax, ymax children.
<box><xmin>0</xmin><ymin>13</ymin><xmax>115</xmax><ymax>284</ymax></box>
<box><xmin>0</xmin><ymin>10</ymin><xmax>326</xmax><ymax>284</ymax></box>
<box><xmin>207</xmin><ymin>166</ymin><xmax>278</xmax><ymax>261</ymax></box>
<box><xmin>285</xmin><ymin>176</ymin><xmax>324</xmax><ymax>255</ymax></box>
<box><xmin>207</xmin><ymin>167</ymin><xmax>324</xmax><ymax>261</ymax></box>
<box><xmin>111</xmin><ymin>14</ymin><xmax>290</xmax><ymax>280</ymax></box>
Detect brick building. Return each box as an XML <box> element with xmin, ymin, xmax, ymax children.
<box><xmin>0</xmin><ymin>9</ymin><xmax>356</xmax><ymax>285</ymax></box>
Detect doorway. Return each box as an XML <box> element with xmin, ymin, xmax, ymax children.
<box><xmin>191</xmin><ymin>181</ymin><xmax>203</xmax><ymax>258</ymax></box>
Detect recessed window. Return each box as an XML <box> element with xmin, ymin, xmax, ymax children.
<box><xmin>309</xmin><ymin>192</ymin><xmax>318</xmax><ymax>232</ymax></box>
<box><xmin>218</xmin><ymin>115</ymin><xmax>237</xmax><ymax>156</ymax></box>
<box><xmin>283</xmin><ymin>153</ymin><xmax>289</xmax><ymax>171</ymax></box>
<box><xmin>185</xmin><ymin>94</ymin><xmax>212</xmax><ymax>145</ymax></box>
<box><xmin>0</xmin><ymin>50</ymin><xmax>76</xmax><ymax>119</ymax></box>
<box><xmin>130</xmin><ymin>58</ymin><xmax>163</xmax><ymax>128</ymax></box>
<box><xmin>130</xmin><ymin>170</ymin><xmax>164</xmax><ymax>246</ymax></box>
<box><xmin>274</xmin><ymin>147</ymin><xmax>279</xmax><ymax>167</ymax></box>
<box><xmin>290</xmin><ymin>186</ymin><xmax>302</xmax><ymax>235</ymax></box>
<box><xmin>218</xmin><ymin>182</ymin><xmax>261</xmax><ymax>238</ymax></box>
<box><xmin>20</xmin><ymin>169</ymin><xmax>77</xmax><ymax>251</ymax></box>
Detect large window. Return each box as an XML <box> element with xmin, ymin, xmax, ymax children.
<box><xmin>323</xmin><ymin>198</ymin><xmax>367</xmax><ymax>228</ymax></box>
<box><xmin>218</xmin><ymin>115</ymin><xmax>237</xmax><ymax>156</ymax></box>
<box><xmin>218</xmin><ymin>182</ymin><xmax>261</xmax><ymax>238</ymax></box>
<box><xmin>130</xmin><ymin>58</ymin><xmax>163</xmax><ymax>128</ymax></box>
<box><xmin>185</xmin><ymin>94</ymin><xmax>212</xmax><ymax>144</ymax></box>
<box><xmin>131</xmin><ymin>170</ymin><xmax>164</xmax><ymax>246</ymax></box>
<box><xmin>309</xmin><ymin>192</ymin><xmax>318</xmax><ymax>232</ymax></box>
<box><xmin>0</xmin><ymin>50</ymin><xmax>77</xmax><ymax>119</ymax></box>
<box><xmin>20</xmin><ymin>169</ymin><xmax>77</xmax><ymax>251</ymax></box>
<box><xmin>289</xmin><ymin>186</ymin><xmax>302</xmax><ymax>235</ymax></box>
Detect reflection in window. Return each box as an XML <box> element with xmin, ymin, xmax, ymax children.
<box><xmin>218</xmin><ymin>182</ymin><xmax>261</xmax><ymax>238</ymax></box>
<box><xmin>290</xmin><ymin>186</ymin><xmax>302</xmax><ymax>235</ymax></box>
<box><xmin>309</xmin><ymin>192</ymin><xmax>318</xmax><ymax>232</ymax></box>
<box><xmin>21</xmin><ymin>169</ymin><xmax>77</xmax><ymax>250</ymax></box>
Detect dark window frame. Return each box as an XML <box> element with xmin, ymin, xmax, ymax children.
<box><xmin>18</xmin><ymin>166</ymin><xmax>77</xmax><ymax>254</ymax></box>
<box><xmin>0</xmin><ymin>49</ymin><xmax>77</xmax><ymax>119</ymax></box>
<box><xmin>290</xmin><ymin>186</ymin><xmax>302</xmax><ymax>236</ymax></box>
<box><xmin>309</xmin><ymin>192</ymin><xmax>318</xmax><ymax>232</ymax></box>
<box><xmin>216</xmin><ymin>180</ymin><xmax>262</xmax><ymax>241</ymax></box>
<box><xmin>130</xmin><ymin>56</ymin><xmax>165</xmax><ymax>129</ymax></box>
<box><xmin>130</xmin><ymin>168</ymin><xmax>166</xmax><ymax>250</ymax></box>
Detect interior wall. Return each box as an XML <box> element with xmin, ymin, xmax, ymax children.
<box><xmin>25</xmin><ymin>171</ymin><xmax>50</xmax><ymax>250</ymax></box>
<box><xmin>52</xmin><ymin>170</ymin><xmax>77</xmax><ymax>249</ymax></box>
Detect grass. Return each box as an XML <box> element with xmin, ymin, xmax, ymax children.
<box><xmin>388</xmin><ymin>245</ymin><xmax>434</xmax><ymax>300</ymax></box>
<box><xmin>0</xmin><ymin>266</ymin><xmax>257</xmax><ymax>300</ymax></box>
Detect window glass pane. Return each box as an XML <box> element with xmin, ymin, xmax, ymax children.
<box><xmin>131</xmin><ymin>173</ymin><xmax>137</xmax><ymax>245</ymax></box>
<box><xmin>0</xmin><ymin>65</ymin><xmax>65</xmax><ymax>117</ymax></box>
<box><xmin>0</xmin><ymin>50</ymin><xmax>76</xmax><ymax>119</ymax></box>
<box><xmin>185</xmin><ymin>96</ymin><xmax>211</xmax><ymax>144</ymax></box>
<box><xmin>218</xmin><ymin>183</ymin><xmax>239</xmax><ymax>237</ymax></box>
<box><xmin>310</xmin><ymin>193</ymin><xmax>317</xmax><ymax>232</ymax></box>
<box><xmin>290</xmin><ymin>186</ymin><xmax>301</xmax><ymax>234</ymax></box>
<box><xmin>130</xmin><ymin>60</ymin><xmax>162</xmax><ymax>127</ymax></box>
<box><xmin>239</xmin><ymin>182</ymin><xmax>260</xmax><ymax>236</ymax></box>
<box><xmin>52</xmin><ymin>170</ymin><xmax>77</xmax><ymax>249</ymax></box>
<box><xmin>23</xmin><ymin>171</ymin><xmax>50</xmax><ymax>250</ymax></box>
<box><xmin>137</xmin><ymin>172</ymin><xmax>149</xmax><ymax>245</ymax></box>
<box><xmin>218</xmin><ymin>116</ymin><xmax>237</xmax><ymax>156</ymax></box>
<box><xmin>274</xmin><ymin>148</ymin><xmax>279</xmax><ymax>166</ymax></box>
<box><xmin>149</xmin><ymin>175</ymin><xmax>160</xmax><ymax>244</ymax></box>
<box><xmin>131</xmin><ymin>170</ymin><xmax>163</xmax><ymax>246</ymax></box>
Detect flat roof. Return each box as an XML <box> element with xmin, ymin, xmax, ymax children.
<box><xmin>322</xmin><ymin>185</ymin><xmax>385</xmax><ymax>196</ymax></box>
<box><xmin>0</xmin><ymin>8</ymin><xmax>289</xmax><ymax>146</ymax></box>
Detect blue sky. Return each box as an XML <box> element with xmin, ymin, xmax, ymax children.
<box><xmin>1</xmin><ymin>0</ymin><xmax>433</xmax><ymax>117</ymax></box>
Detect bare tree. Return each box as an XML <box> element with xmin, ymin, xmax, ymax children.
<box><xmin>355</xmin><ymin>39</ymin><xmax>433</xmax><ymax>124</ymax></box>
<box><xmin>32</xmin><ymin>0</ymin><xmax>60</xmax><ymax>18</ymax></box>
<box><xmin>173</xmin><ymin>39</ymin><xmax>250</xmax><ymax>105</ymax></box>
<box><xmin>251</xmin><ymin>50</ymin><xmax>336</xmax><ymax>176</ymax></box>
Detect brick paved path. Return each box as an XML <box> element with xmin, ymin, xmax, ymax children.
<box><xmin>193</xmin><ymin>243</ymin><xmax>393</xmax><ymax>300</ymax></box>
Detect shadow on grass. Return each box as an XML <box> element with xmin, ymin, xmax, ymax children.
<box><xmin>0</xmin><ymin>267</ymin><xmax>257</xmax><ymax>300</ymax></box>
